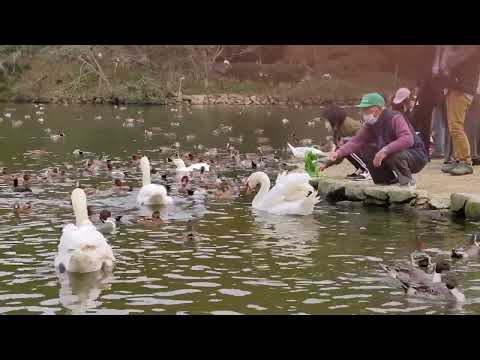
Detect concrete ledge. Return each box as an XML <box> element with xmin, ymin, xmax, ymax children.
<box><xmin>309</xmin><ymin>176</ymin><xmax>479</xmax><ymax>220</ymax></box>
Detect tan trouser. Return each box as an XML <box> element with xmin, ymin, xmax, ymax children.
<box><xmin>446</xmin><ymin>89</ymin><xmax>473</xmax><ymax>164</ymax></box>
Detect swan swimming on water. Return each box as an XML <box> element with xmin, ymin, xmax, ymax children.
<box><xmin>55</xmin><ymin>188</ymin><xmax>115</xmax><ymax>274</ymax></box>
<box><xmin>246</xmin><ymin>171</ymin><xmax>319</xmax><ymax>215</ymax></box>
<box><xmin>137</xmin><ymin>156</ymin><xmax>173</xmax><ymax>206</ymax></box>
<box><xmin>173</xmin><ymin>158</ymin><xmax>210</xmax><ymax>173</ymax></box>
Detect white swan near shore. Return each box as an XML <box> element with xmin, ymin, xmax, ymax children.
<box><xmin>246</xmin><ymin>171</ymin><xmax>319</xmax><ymax>215</ymax></box>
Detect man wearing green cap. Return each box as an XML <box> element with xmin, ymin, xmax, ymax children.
<box><xmin>319</xmin><ymin>92</ymin><xmax>428</xmax><ymax>187</ymax></box>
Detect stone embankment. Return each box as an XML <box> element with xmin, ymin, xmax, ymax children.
<box><xmin>309</xmin><ymin>176</ymin><xmax>480</xmax><ymax>220</ymax></box>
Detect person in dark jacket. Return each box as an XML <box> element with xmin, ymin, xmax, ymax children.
<box><xmin>320</xmin><ymin>93</ymin><xmax>428</xmax><ymax>187</ymax></box>
<box><xmin>321</xmin><ymin>104</ymin><xmax>371</xmax><ymax>180</ymax></box>
<box><xmin>411</xmin><ymin>46</ymin><xmax>449</xmax><ymax>161</ymax></box>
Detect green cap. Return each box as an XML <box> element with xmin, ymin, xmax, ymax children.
<box><xmin>356</xmin><ymin>92</ymin><xmax>385</xmax><ymax>108</ymax></box>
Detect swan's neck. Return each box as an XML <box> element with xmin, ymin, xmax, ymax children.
<box><xmin>432</xmin><ymin>272</ymin><xmax>441</xmax><ymax>283</ymax></box>
<box><xmin>141</xmin><ymin>161</ymin><xmax>151</xmax><ymax>186</ymax></box>
<box><xmin>71</xmin><ymin>189</ymin><xmax>92</xmax><ymax>226</ymax></box>
<box><xmin>252</xmin><ymin>173</ymin><xmax>271</xmax><ymax>207</ymax></box>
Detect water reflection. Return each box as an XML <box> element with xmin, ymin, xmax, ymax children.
<box><xmin>58</xmin><ymin>271</ymin><xmax>113</xmax><ymax>314</ymax></box>
<box><xmin>252</xmin><ymin>210</ymin><xmax>320</xmax><ymax>262</ymax></box>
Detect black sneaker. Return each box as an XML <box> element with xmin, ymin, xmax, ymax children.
<box><xmin>353</xmin><ymin>172</ymin><xmax>372</xmax><ymax>181</ymax></box>
<box><xmin>346</xmin><ymin>169</ymin><xmax>362</xmax><ymax>178</ymax></box>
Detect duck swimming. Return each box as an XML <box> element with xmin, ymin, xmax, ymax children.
<box><xmin>451</xmin><ymin>234</ymin><xmax>480</xmax><ymax>259</ymax></box>
<box><xmin>380</xmin><ymin>259</ymin><xmax>450</xmax><ymax>286</ymax></box>
<box><xmin>13</xmin><ymin>201</ymin><xmax>32</xmax><ymax>215</ymax></box>
<box><xmin>137</xmin><ymin>210</ymin><xmax>162</xmax><ymax>228</ymax></box>
<box><xmin>399</xmin><ymin>273</ymin><xmax>465</xmax><ymax>303</ymax></box>
<box><xmin>13</xmin><ymin>178</ymin><xmax>32</xmax><ymax>192</ymax></box>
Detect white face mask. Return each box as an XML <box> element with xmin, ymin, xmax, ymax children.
<box><xmin>362</xmin><ymin>113</ymin><xmax>379</xmax><ymax>125</ymax></box>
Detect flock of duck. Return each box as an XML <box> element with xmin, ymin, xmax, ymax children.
<box><xmin>2</xmin><ymin>103</ymin><xmax>479</xmax><ymax>307</ymax></box>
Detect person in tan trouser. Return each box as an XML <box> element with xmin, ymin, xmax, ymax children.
<box><xmin>446</xmin><ymin>89</ymin><xmax>473</xmax><ymax>165</ymax></box>
<box><xmin>440</xmin><ymin>45</ymin><xmax>480</xmax><ymax>176</ymax></box>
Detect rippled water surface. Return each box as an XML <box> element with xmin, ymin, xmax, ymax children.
<box><xmin>0</xmin><ymin>103</ymin><xmax>479</xmax><ymax>315</ymax></box>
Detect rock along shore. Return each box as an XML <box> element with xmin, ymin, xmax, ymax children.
<box><xmin>309</xmin><ymin>176</ymin><xmax>480</xmax><ymax>221</ymax></box>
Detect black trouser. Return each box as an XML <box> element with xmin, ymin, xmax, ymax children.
<box><xmin>358</xmin><ymin>145</ymin><xmax>427</xmax><ymax>185</ymax></box>
<box><xmin>412</xmin><ymin>76</ymin><xmax>446</xmax><ymax>160</ymax></box>
<box><xmin>340</xmin><ymin>137</ymin><xmax>370</xmax><ymax>174</ymax></box>
<box><xmin>345</xmin><ymin>154</ymin><xmax>369</xmax><ymax>174</ymax></box>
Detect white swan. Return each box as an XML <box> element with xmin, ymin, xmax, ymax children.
<box><xmin>173</xmin><ymin>158</ymin><xmax>210</xmax><ymax>172</ymax></box>
<box><xmin>55</xmin><ymin>188</ymin><xmax>115</xmax><ymax>274</ymax></box>
<box><xmin>137</xmin><ymin>156</ymin><xmax>173</xmax><ymax>206</ymax></box>
<box><xmin>246</xmin><ymin>171</ymin><xmax>320</xmax><ymax>215</ymax></box>
<box><xmin>287</xmin><ymin>142</ymin><xmax>327</xmax><ymax>159</ymax></box>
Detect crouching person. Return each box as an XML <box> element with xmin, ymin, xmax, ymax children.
<box><xmin>319</xmin><ymin>93</ymin><xmax>428</xmax><ymax>187</ymax></box>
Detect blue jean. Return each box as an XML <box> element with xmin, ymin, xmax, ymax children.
<box><xmin>432</xmin><ymin>106</ymin><xmax>446</xmax><ymax>156</ymax></box>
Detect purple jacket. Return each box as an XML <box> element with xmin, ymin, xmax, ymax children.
<box><xmin>336</xmin><ymin>110</ymin><xmax>414</xmax><ymax>159</ymax></box>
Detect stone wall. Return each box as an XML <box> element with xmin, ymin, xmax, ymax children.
<box><xmin>309</xmin><ymin>176</ymin><xmax>480</xmax><ymax>220</ymax></box>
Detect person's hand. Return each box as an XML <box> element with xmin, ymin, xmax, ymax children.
<box><xmin>373</xmin><ymin>150</ymin><xmax>387</xmax><ymax>167</ymax></box>
<box><xmin>328</xmin><ymin>151</ymin><xmax>339</xmax><ymax>162</ymax></box>
<box><xmin>318</xmin><ymin>163</ymin><xmax>327</xmax><ymax>172</ymax></box>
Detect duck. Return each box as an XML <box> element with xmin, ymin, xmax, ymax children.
<box><xmin>13</xmin><ymin>178</ymin><xmax>32</xmax><ymax>192</ymax></box>
<box><xmin>144</xmin><ymin>129</ymin><xmax>153</xmax><ymax>137</ymax></box>
<box><xmin>94</xmin><ymin>115</ymin><xmax>102</xmax><ymax>120</ymax></box>
<box><xmin>214</xmin><ymin>181</ymin><xmax>238</xmax><ymax>199</ymax></box>
<box><xmin>451</xmin><ymin>234</ymin><xmax>480</xmax><ymax>259</ymax></box>
<box><xmin>410</xmin><ymin>250</ymin><xmax>433</xmax><ymax>269</ymax></box>
<box><xmin>37</xmin><ymin>118</ymin><xmax>44</xmax><ymax>124</ymax></box>
<box><xmin>173</xmin><ymin>158</ymin><xmax>210</xmax><ymax>173</ymax></box>
<box><xmin>380</xmin><ymin>259</ymin><xmax>450</xmax><ymax>285</ymax></box>
<box><xmin>50</xmin><ymin>132</ymin><xmax>66</xmax><ymax>142</ymax></box>
<box><xmin>137</xmin><ymin>210</ymin><xmax>163</xmax><ymax>228</ymax></box>
<box><xmin>55</xmin><ymin>188</ymin><xmax>115</xmax><ymax>274</ymax></box>
<box><xmin>287</xmin><ymin>142</ymin><xmax>327</xmax><ymax>159</ymax></box>
<box><xmin>245</xmin><ymin>171</ymin><xmax>320</xmax><ymax>215</ymax></box>
<box><xmin>126</xmin><ymin>154</ymin><xmax>140</xmax><ymax>168</ymax></box>
<box><xmin>399</xmin><ymin>273</ymin><xmax>465</xmax><ymax>303</ymax></box>
<box><xmin>113</xmin><ymin>178</ymin><xmax>132</xmax><ymax>192</ymax></box>
<box><xmin>95</xmin><ymin>210</ymin><xmax>117</xmax><ymax>234</ymax></box>
<box><xmin>106</xmin><ymin>160</ymin><xmax>127</xmax><ymax>179</ymax></box>
<box><xmin>137</xmin><ymin>156</ymin><xmax>173</xmax><ymax>206</ymax></box>
<box><xmin>13</xmin><ymin>201</ymin><xmax>32</xmax><ymax>215</ymax></box>
<box><xmin>72</xmin><ymin>149</ymin><xmax>85</xmax><ymax>156</ymax></box>
<box><xmin>45</xmin><ymin>167</ymin><xmax>65</xmax><ymax>179</ymax></box>
<box><xmin>254</xmin><ymin>128</ymin><xmax>264</xmax><ymax>135</ymax></box>
<box><xmin>282</xmin><ymin>118</ymin><xmax>289</xmax><ymax>125</ymax></box>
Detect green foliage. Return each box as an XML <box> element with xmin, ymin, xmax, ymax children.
<box><xmin>304</xmin><ymin>151</ymin><xmax>319</xmax><ymax>178</ymax></box>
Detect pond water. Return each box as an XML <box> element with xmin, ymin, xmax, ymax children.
<box><xmin>0</xmin><ymin>103</ymin><xmax>479</xmax><ymax>315</ymax></box>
